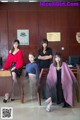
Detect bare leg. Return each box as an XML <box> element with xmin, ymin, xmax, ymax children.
<box><xmin>3</xmin><ymin>72</ymin><xmax>18</xmax><ymax>102</ymax></box>
<box><xmin>10</xmin><ymin>72</ymin><xmax>17</xmax><ymax>99</ymax></box>
<box><xmin>45</xmin><ymin>97</ymin><xmax>52</xmax><ymax>112</ymax></box>
<box><xmin>45</xmin><ymin>97</ymin><xmax>52</xmax><ymax>104</ymax></box>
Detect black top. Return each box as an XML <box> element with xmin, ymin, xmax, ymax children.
<box><xmin>38</xmin><ymin>47</ymin><xmax>52</xmax><ymax>70</ymax></box>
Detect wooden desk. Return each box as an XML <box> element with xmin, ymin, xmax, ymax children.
<box><xmin>0</xmin><ymin>70</ymin><xmax>24</xmax><ymax>103</ymax></box>
<box><xmin>0</xmin><ymin>70</ymin><xmax>12</xmax><ymax>96</ymax></box>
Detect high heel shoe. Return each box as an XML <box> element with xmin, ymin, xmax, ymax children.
<box><xmin>46</xmin><ymin>105</ymin><xmax>51</xmax><ymax>112</ymax></box>
<box><xmin>3</xmin><ymin>93</ymin><xmax>10</xmax><ymax>103</ymax></box>
<box><xmin>46</xmin><ymin>99</ymin><xmax>52</xmax><ymax>112</ymax></box>
<box><xmin>63</xmin><ymin>102</ymin><xmax>71</xmax><ymax>108</ymax></box>
<box><xmin>3</xmin><ymin>99</ymin><xmax>8</xmax><ymax>103</ymax></box>
<box><xmin>11</xmin><ymin>99</ymin><xmax>15</xmax><ymax>101</ymax></box>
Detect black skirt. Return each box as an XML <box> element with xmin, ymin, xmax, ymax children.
<box><xmin>11</xmin><ymin>62</ymin><xmax>23</xmax><ymax>77</ymax></box>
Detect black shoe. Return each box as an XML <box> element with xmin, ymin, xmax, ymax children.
<box><xmin>3</xmin><ymin>99</ymin><xmax>8</xmax><ymax>103</ymax></box>
<box><xmin>3</xmin><ymin>93</ymin><xmax>10</xmax><ymax>103</ymax></box>
<box><xmin>11</xmin><ymin>99</ymin><xmax>15</xmax><ymax>101</ymax></box>
<box><xmin>63</xmin><ymin>102</ymin><xmax>71</xmax><ymax>108</ymax></box>
<box><xmin>57</xmin><ymin>101</ymin><xmax>61</xmax><ymax>104</ymax></box>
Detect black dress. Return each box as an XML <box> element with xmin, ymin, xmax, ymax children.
<box><xmin>56</xmin><ymin>69</ymin><xmax>64</xmax><ymax>104</ymax></box>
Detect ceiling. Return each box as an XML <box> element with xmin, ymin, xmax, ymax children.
<box><xmin>0</xmin><ymin>0</ymin><xmax>80</xmax><ymax>2</ymax></box>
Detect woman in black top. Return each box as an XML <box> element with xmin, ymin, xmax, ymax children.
<box><xmin>38</xmin><ymin>38</ymin><xmax>53</xmax><ymax>71</ymax></box>
<box><xmin>37</xmin><ymin>38</ymin><xmax>52</xmax><ymax>99</ymax></box>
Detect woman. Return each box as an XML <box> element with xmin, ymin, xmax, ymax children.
<box><xmin>45</xmin><ymin>52</ymin><xmax>77</xmax><ymax>111</ymax></box>
<box><xmin>2</xmin><ymin>39</ymin><xmax>24</xmax><ymax>102</ymax></box>
<box><xmin>38</xmin><ymin>38</ymin><xmax>53</xmax><ymax>71</ymax></box>
<box><xmin>25</xmin><ymin>52</ymin><xmax>39</xmax><ymax>100</ymax></box>
<box><xmin>37</xmin><ymin>38</ymin><xmax>53</xmax><ymax>99</ymax></box>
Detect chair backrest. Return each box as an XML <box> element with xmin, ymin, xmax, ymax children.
<box><xmin>77</xmin><ymin>67</ymin><xmax>80</xmax><ymax>84</ymax></box>
<box><xmin>0</xmin><ymin>70</ymin><xmax>11</xmax><ymax>77</ymax></box>
<box><xmin>70</xmin><ymin>67</ymin><xmax>77</xmax><ymax>77</ymax></box>
<box><xmin>39</xmin><ymin>68</ymin><xmax>49</xmax><ymax>84</ymax></box>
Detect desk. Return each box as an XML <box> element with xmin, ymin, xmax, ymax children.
<box><xmin>0</xmin><ymin>70</ymin><xmax>12</xmax><ymax>96</ymax></box>
<box><xmin>0</xmin><ymin>70</ymin><xmax>24</xmax><ymax>103</ymax></box>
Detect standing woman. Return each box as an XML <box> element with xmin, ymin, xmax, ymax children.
<box><xmin>38</xmin><ymin>38</ymin><xmax>53</xmax><ymax>71</ymax></box>
<box><xmin>2</xmin><ymin>39</ymin><xmax>24</xmax><ymax>102</ymax></box>
<box><xmin>37</xmin><ymin>38</ymin><xmax>52</xmax><ymax>99</ymax></box>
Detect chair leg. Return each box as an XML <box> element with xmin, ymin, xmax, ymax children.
<box><xmin>20</xmin><ymin>80</ymin><xmax>24</xmax><ymax>103</ymax></box>
<box><xmin>37</xmin><ymin>91</ymin><xmax>41</xmax><ymax>105</ymax></box>
<box><xmin>21</xmin><ymin>85</ymin><xmax>24</xmax><ymax>103</ymax></box>
<box><xmin>37</xmin><ymin>85</ymin><xmax>41</xmax><ymax>105</ymax></box>
<box><xmin>73</xmin><ymin>83</ymin><xmax>80</xmax><ymax>105</ymax></box>
<box><xmin>76</xmin><ymin>85</ymin><xmax>80</xmax><ymax>102</ymax></box>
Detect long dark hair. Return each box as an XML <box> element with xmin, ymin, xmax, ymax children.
<box><xmin>40</xmin><ymin>38</ymin><xmax>48</xmax><ymax>50</ymax></box>
<box><xmin>53</xmin><ymin>52</ymin><xmax>62</xmax><ymax>67</ymax></box>
<box><xmin>11</xmin><ymin>39</ymin><xmax>20</xmax><ymax>53</ymax></box>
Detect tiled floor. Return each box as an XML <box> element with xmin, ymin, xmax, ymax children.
<box><xmin>0</xmin><ymin>97</ymin><xmax>80</xmax><ymax>120</ymax></box>
<box><xmin>0</xmin><ymin>77</ymin><xmax>80</xmax><ymax>120</ymax></box>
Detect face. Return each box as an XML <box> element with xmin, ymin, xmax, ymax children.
<box><xmin>42</xmin><ymin>43</ymin><xmax>47</xmax><ymax>48</ymax></box>
<box><xmin>76</xmin><ymin>32</ymin><xmax>80</xmax><ymax>43</ymax></box>
<box><xmin>29</xmin><ymin>54</ymin><xmax>35</xmax><ymax>63</ymax></box>
<box><xmin>55</xmin><ymin>55</ymin><xmax>61</xmax><ymax>63</ymax></box>
<box><xmin>13</xmin><ymin>42</ymin><xmax>19</xmax><ymax>49</ymax></box>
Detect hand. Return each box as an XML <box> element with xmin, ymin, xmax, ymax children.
<box><xmin>0</xmin><ymin>68</ymin><xmax>4</xmax><ymax>71</ymax></box>
<box><xmin>11</xmin><ymin>67</ymin><xmax>16</xmax><ymax>71</ymax></box>
<box><xmin>38</xmin><ymin>55</ymin><xmax>42</xmax><ymax>59</ymax></box>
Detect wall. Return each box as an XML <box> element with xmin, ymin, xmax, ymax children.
<box><xmin>0</xmin><ymin>2</ymin><xmax>80</xmax><ymax>65</ymax></box>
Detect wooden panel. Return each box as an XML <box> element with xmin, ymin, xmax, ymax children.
<box><xmin>68</xmin><ymin>8</ymin><xmax>80</xmax><ymax>57</ymax></box>
<box><xmin>0</xmin><ymin>3</ymin><xmax>80</xmax><ymax>63</ymax></box>
<box><xmin>7</xmin><ymin>10</ymin><xmax>39</xmax><ymax>65</ymax></box>
<box><xmin>0</xmin><ymin>11</ymin><xmax>8</xmax><ymax>61</ymax></box>
<box><xmin>38</xmin><ymin>9</ymin><xmax>69</xmax><ymax>61</ymax></box>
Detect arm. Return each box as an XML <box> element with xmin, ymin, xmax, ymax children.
<box><xmin>38</xmin><ymin>55</ymin><xmax>52</xmax><ymax>60</ymax></box>
<box><xmin>3</xmin><ymin>53</ymin><xmax>12</xmax><ymax>70</ymax></box>
<box><xmin>15</xmin><ymin>50</ymin><xmax>24</xmax><ymax>69</ymax></box>
<box><xmin>38</xmin><ymin>48</ymin><xmax>52</xmax><ymax>60</ymax></box>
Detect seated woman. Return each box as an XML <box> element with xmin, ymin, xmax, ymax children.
<box><xmin>2</xmin><ymin>39</ymin><xmax>24</xmax><ymax>102</ymax></box>
<box><xmin>45</xmin><ymin>52</ymin><xmax>77</xmax><ymax>112</ymax></box>
<box><xmin>25</xmin><ymin>52</ymin><xmax>39</xmax><ymax>100</ymax></box>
